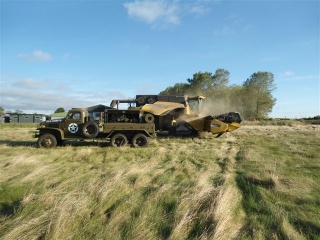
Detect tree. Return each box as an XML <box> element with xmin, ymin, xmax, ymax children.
<box><xmin>209</xmin><ymin>68</ymin><xmax>230</xmax><ymax>100</ymax></box>
<box><xmin>159</xmin><ymin>69</ymin><xmax>230</xmax><ymax>98</ymax></box>
<box><xmin>54</xmin><ymin>107</ymin><xmax>65</xmax><ymax>113</ymax></box>
<box><xmin>211</xmin><ymin>68</ymin><xmax>230</xmax><ymax>89</ymax></box>
<box><xmin>187</xmin><ymin>71</ymin><xmax>213</xmax><ymax>96</ymax></box>
<box><xmin>185</xmin><ymin>69</ymin><xmax>230</xmax><ymax>97</ymax></box>
<box><xmin>242</xmin><ymin>71</ymin><xmax>276</xmax><ymax>119</ymax></box>
<box><xmin>0</xmin><ymin>106</ymin><xmax>4</xmax><ymax>115</ymax></box>
<box><xmin>13</xmin><ymin>109</ymin><xmax>24</xmax><ymax>114</ymax></box>
<box><xmin>160</xmin><ymin>83</ymin><xmax>190</xmax><ymax>95</ymax></box>
<box><xmin>228</xmin><ymin>84</ymin><xmax>245</xmax><ymax>113</ymax></box>
<box><xmin>158</xmin><ymin>69</ymin><xmax>277</xmax><ymax>119</ymax></box>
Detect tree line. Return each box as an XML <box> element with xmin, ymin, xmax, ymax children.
<box><xmin>0</xmin><ymin>107</ymin><xmax>25</xmax><ymax>115</ymax></box>
<box><xmin>0</xmin><ymin>107</ymin><xmax>66</xmax><ymax>116</ymax></box>
<box><xmin>159</xmin><ymin>69</ymin><xmax>277</xmax><ymax>119</ymax></box>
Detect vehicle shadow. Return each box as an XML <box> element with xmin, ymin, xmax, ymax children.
<box><xmin>0</xmin><ymin>140</ymin><xmax>110</xmax><ymax>148</ymax></box>
<box><xmin>0</xmin><ymin>140</ymin><xmax>36</xmax><ymax>147</ymax></box>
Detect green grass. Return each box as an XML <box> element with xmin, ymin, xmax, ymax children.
<box><xmin>233</xmin><ymin>125</ymin><xmax>320</xmax><ymax>239</ymax></box>
<box><xmin>0</xmin><ymin>123</ymin><xmax>319</xmax><ymax>239</ymax></box>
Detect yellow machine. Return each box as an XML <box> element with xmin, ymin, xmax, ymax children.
<box><xmin>111</xmin><ymin>95</ymin><xmax>242</xmax><ymax>137</ymax></box>
<box><xmin>140</xmin><ymin>97</ymin><xmax>241</xmax><ymax>137</ymax></box>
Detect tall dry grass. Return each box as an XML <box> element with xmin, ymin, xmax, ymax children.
<box><xmin>0</xmin><ymin>123</ymin><xmax>319</xmax><ymax>239</ymax></box>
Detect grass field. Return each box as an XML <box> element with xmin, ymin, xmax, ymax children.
<box><xmin>0</xmin><ymin>122</ymin><xmax>319</xmax><ymax>240</ymax></box>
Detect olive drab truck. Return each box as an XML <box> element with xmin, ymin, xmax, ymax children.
<box><xmin>35</xmin><ymin>108</ymin><xmax>155</xmax><ymax>148</ymax></box>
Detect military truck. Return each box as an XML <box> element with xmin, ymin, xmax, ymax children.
<box><xmin>111</xmin><ymin>95</ymin><xmax>242</xmax><ymax>137</ymax></box>
<box><xmin>35</xmin><ymin>108</ymin><xmax>155</xmax><ymax>148</ymax></box>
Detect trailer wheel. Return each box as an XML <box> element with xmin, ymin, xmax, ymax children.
<box><xmin>37</xmin><ymin>133</ymin><xmax>57</xmax><ymax>148</ymax></box>
<box><xmin>82</xmin><ymin>122</ymin><xmax>99</xmax><ymax>138</ymax></box>
<box><xmin>131</xmin><ymin>133</ymin><xmax>148</xmax><ymax>148</ymax></box>
<box><xmin>110</xmin><ymin>133</ymin><xmax>128</xmax><ymax>147</ymax></box>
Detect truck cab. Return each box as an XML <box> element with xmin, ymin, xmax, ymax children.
<box><xmin>64</xmin><ymin>109</ymin><xmax>99</xmax><ymax>138</ymax></box>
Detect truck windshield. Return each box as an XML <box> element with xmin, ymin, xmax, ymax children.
<box><xmin>67</xmin><ymin>112</ymin><xmax>80</xmax><ymax>120</ymax></box>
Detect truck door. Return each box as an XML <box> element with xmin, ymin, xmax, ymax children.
<box><xmin>64</xmin><ymin>111</ymin><xmax>83</xmax><ymax>138</ymax></box>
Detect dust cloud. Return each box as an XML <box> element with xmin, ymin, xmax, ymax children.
<box><xmin>201</xmin><ymin>99</ymin><xmax>236</xmax><ymax>117</ymax></box>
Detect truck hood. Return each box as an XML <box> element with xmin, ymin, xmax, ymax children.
<box><xmin>44</xmin><ymin>118</ymin><xmax>65</xmax><ymax>123</ymax></box>
<box><xmin>37</xmin><ymin>118</ymin><xmax>65</xmax><ymax>128</ymax></box>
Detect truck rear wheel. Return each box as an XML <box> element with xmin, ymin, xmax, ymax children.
<box><xmin>110</xmin><ymin>133</ymin><xmax>128</xmax><ymax>147</ymax></box>
<box><xmin>37</xmin><ymin>133</ymin><xmax>57</xmax><ymax>148</ymax></box>
<box><xmin>82</xmin><ymin>122</ymin><xmax>99</xmax><ymax>138</ymax></box>
<box><xmin>131</xmin><ymin>133</ymin><xmax>148</xmax><ymax>148</ymax></box>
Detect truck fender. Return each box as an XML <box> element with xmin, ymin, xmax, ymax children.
<box><xmin>37</xmin><ymin>127</ymin><xmax>64</xmax><ymax>139</ymax></box>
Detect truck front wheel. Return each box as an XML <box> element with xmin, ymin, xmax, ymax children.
<box><xmin>37</xmin><ymin>133</ymin><xmax>57</xmax><ymax>148</ymax></box>
<box><xmin>131</xmin><ymin>133</ymin><xmax>148</xmax><ymax>148</ymax></box>
<box><xmin>110</xmin><ymin>133</ymin><xmax>128</xmax><ymax>147</ymax></box>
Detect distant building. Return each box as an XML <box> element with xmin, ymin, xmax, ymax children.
<box><xmin>1</xmin><ymin>108</ymin><xmax>111</xmax><ymax>123</ymax></box>
<box><xmin>87</xmin><ymin>104</ymin><xmax>112</xmax><ymax>121</ymax></box>
<box><xmin>2</xmin><ymin>114</ymin><xmax>48</xmax><ymax>123</ymax></box>
<box><xmin>10</xmin><ymin>114</ymin><xmax>19</xmax><ymax>123</ymax></box>
<box><xmin>1</xmin><ymin>114</ymin><xmax>11</xmax><ymax>123</ymax></box>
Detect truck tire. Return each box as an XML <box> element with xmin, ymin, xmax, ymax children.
<box><xmin>137</xmin><ymin>96</ymin><xmax>146</xmax><ymax>105</ymax></box>
<box><xmin>144</xmin><ymin>113</ymin><xmax>154</xmax><ymax>123</ymax></box>
<box><xmin>131</xmin><ymin>133</ymin><xmax>148</xmax><ymax>148</ymax></box>
<box><xmin>37</xmin><ymin>133</ymin><xmax>57</xmax><ymax>148</ymax></box>
<box><xmin>82</xmin><ymin>122</ymin><xmax>99</xmax><ymax>138</ymax></box>
<box><xmin>110</xmin><ymin>133</ymin><xmax>128</xmax><ymax>147</ymax></box>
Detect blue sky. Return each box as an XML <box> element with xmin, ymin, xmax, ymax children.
<box><xmin>1</xmin><ymin>0</ymin><xmax>319</xmax><ymax>118</ymax></box>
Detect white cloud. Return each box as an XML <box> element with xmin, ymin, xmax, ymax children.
<box><xmin>259</xmin><ymin>56</ymin><xmax>277</xmax><ymax>62</ymax></box>
<box><xmin>280</xmin><ymin>71</ymin><xmax>295</xmax><ymax>77</ymax></box>
<box><xmin>226</xmin><ymin>14</ymin><xmax>243</xmax><ymax>25</ymax></box>
<box><xmin>0</xmin><ymin>74</ymin><xmax>131</xmax><ymax>114</ymax></box>
<box><xmin>196</xmin><ymin>0</ymin><xmax>221</xmax><ymax>2</ymax></box>
<box><xmin>278</xmin><ymin>74</ymin><xmax>319</xmax><ymax>81</ymax></box>
<box><xmin>243</xmin><ymin>24</ymin><xmax>253</xmax><ymax>32</ymax></box>
<box><xmin>12</xmin><ymin>77</ymin><xmax>48</xmax><ymax>89</ymax></box>
<box><xmin>189</xmin><ymin>5</ymin><xmax>210</xmax><ymax>15</ymax></box>
<box><xmin>124</xmin><ymin>0</ymin><xmax>180</xmax><ymax>26</ymax></box>
<box><xmin>213</xmin><ymin>26</ymin><xmax>234</xmax><ymax>36</ymax></box>
<box><xmin>62</xmin><ymin>53</ymin><xmax>70</xmax><ymax>60</ymax></box>
<box><xmin>18</xmin><ymin>50</ymin><xmax>53</xmax><ymax>62</ymax></box>
<box><xmin>0</xmin><ymin>87</ymin><xmax>128</xmax><ymax>114</ymax></box>
<box><xmin>213</xmin><ymin>13</ymin><xmax>252</xmax><ymax>36</ymax></box>
<box><xmin>123</xmin><ymin>0</ymin><xmax>217</xmax><ymax>28</ymax></box>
